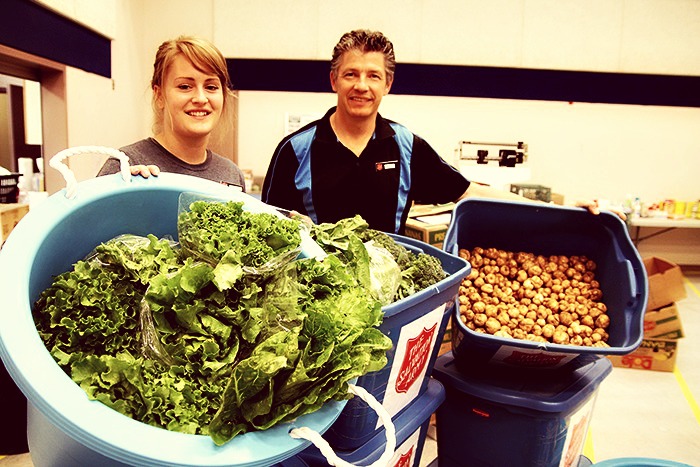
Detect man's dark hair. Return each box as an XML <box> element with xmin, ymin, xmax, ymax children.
<box><xmin>330</xmin><ymin>29</ymin><xmax>396</xmax><ymax>83</ymax></box>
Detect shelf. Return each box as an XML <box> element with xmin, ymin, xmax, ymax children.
<box><xmin>629</xmin><ymin>217</ymin><xmax>700</xmax><ymax>229</ymax></box>
<box><xmin>628</xmin><ymin>216</ymin><xmax>700</xmax><ymax>245</ymax></box>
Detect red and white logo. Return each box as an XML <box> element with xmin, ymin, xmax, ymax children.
<box><xmin>393</xmin><ymin>445</ymin><xmax>414</xmax><ymax>467</ymax></box>
<box><xmin>395</xmin><ymin>324</ymin><xmax>437</xmax><ymax>393</ymax></box>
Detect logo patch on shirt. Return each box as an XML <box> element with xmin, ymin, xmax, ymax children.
<box><xmin>375</xmin><ymin>160</ymin><xmax>398</xmax><ymax>171</ymax></box>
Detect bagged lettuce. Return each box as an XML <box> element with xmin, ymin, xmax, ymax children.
<box><xmin>33</xmin><ymin>200</ymin><xmax>392</xmax><ymax>445</ymax></box>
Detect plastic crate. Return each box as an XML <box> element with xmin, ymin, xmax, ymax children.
<box><xmin>273</xmin><ymin>456</ymin><xmax>310</xmax><ymax>467</ymax></box>
<box><xmin>0</xmin><ymin>363</ymin><xmax>27</xmax><ymax>454</ymax></box>
<box><xmin>300</xmin><ymin>378</ymin><xmax>445</xmax><ymax>467</ymax></box>
<box><xmin>432</xmin><ymin>352</ymin><xmax>612</xmax><ymax>467</ymax></box>
<box><xmin>322</xmin><ymin>235</ymin><xmax>470</xmax><ymax>450</ymax></box>
<box><xmin>0</xmin><ymin>174</ymin><xmax>20</xmax><ymax>203</ymax></box>
<box><xmin>0</xmin><ymin>173</ymin><xmax>352</xmax><ymax>467</ymax></box>
<box><xmin>593</xmin><ymin>458</ymin><xmax>695</xmax><ymax>467</ymax></box>
<box><xmin>443</xmin><ymin>198</ymin><xmax>648</xmax><ymax>370</ymax></box>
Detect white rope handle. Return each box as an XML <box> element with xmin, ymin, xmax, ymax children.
<box><xmin>49</xmin><ymin>146</ymin><xmax>131</xmax><ymax>199</ymax></box>
<box><xmin>290</xmin><ymin>384</ymin><xmax>396</xmax><ymax>467</ymax></box>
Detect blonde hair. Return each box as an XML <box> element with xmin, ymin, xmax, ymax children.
<box><xmin>150</xmin><ymin>35</ymin><xmax>234</xmax><ymax>136</ymax></box>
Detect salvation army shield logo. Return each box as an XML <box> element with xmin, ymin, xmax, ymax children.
<box><xmin>394</xmin><ymin>445</ymin><xmax>414</xmax><ymax>467</ymax></box>
<box><xmin>394</xmin><ymin>323</ymin><xmax>437</xmax><ymax>394</ymax></box>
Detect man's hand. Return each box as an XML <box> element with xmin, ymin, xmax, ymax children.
<box><xmin>575</xmin><ymin>199</ymin><xmax>627</xmax><ymax>221</ymax></box>
<box><xmin>130</xmin><ymin>165</ymin><xmax>160</xmax><ymax>178</ymax></box>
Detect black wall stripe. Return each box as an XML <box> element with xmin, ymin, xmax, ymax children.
<box><xmin>229</xmin><ymin>58</ymin><xmax>331</xmax><ymax>94</ymax></box>
<box><xmin>228</xmin><ymin>58</ymin><xmax>700</xmax><ymax>108</ymax></box>
<box><xmin>2</xmin><ymin>0</ymin><xmax>694</xmax><ymax>107</ymax></box>
<box><xmin>1</xmin><ymin>0</ymin><xmax>111</xmax><ymax>78</ymax></box>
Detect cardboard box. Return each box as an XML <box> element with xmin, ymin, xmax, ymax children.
<box><xmin>404</xmin><ymin>217</ymin><xmax>448</xmax><ymax>248</ymax></box>
<box><xmin>1</xmin><ymin>203</ymin><xmax>30</xmax><ymax>245</ymax></box>
<box><xmin>609</xmin><ymin>301</ymin><xmax>684</xmax><ymax>371</ymax></box>
<box><xmin>607</xmin><ymin>338</ymin><xmax>679</xmax><ymax>372</ymax></box>
<box><xmin>643</xmin><ymin>256</ymin><xmax>687</xmax><ymax>311</ymax></box>
<box><xmin>438</xmin><ymin>320</ymin><xmax>453</xmax><ymax>356</ymax></box>
<box><xmin>644</xmin><ymin>304</ymin><xmax>684</xmax><ymax>339</ymax></box>
<box><xmin>404</xmin><ymin>203</ymin><xmax>455</xmax><ymax>248</ymax></box>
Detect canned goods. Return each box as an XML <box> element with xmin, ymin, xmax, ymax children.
<box><xmin>685</xmin><ymin>201</ymin><xmax>700</xmax><ymax>219</ymax></box>
<box><xmin>673</xmin><ymin>201</ymin><xmax>686</xmax><ymax>219</ymax></box>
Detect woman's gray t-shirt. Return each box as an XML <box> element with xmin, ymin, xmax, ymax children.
<box><xmin>97</xmin><ymin>138</ymin><xmax>246</xmax><ymax>190</ymax></box>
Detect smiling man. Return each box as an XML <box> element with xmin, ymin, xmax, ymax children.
<box><xmin>263</xmin><ymin>29</ymin><xmax>483</xmax><ymax>234</ymax></box>
<box><xmin>263</xmin><ymin>29</ymin><xmax>620</xmax><ymax>234</ymax></box>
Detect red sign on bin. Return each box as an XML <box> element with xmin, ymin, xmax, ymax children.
<box><xmin>394</xmin><ymin>445</ymin><xmax>414</xmax><ymax>467</ymax></box>
<box><xmin>395</xmin><ymin>324</ymin><xmax>437</xmax><ymax>394</ymax></box>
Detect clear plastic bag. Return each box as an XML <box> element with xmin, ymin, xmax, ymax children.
<box><xmin>365</xmin><ymin>241</ymin><xmax>401</xmax><ymax>306</ymax></box>
<box><xmin>139</xmin><ymin>296</ymin><xmax>175</xmax><ymax>366</ymax></box>
<box><xmin>176</xmin><ymin>192</ymin><xmax>304</xmax><ymax>277</ymax></box>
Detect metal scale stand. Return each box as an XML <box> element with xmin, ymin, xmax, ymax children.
<box><xmin>457</xmin><ymin>141</ymin><xmax>528</xmax><ymax>167</ymax></box>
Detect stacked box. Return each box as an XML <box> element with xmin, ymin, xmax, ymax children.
<box><xmin>404</xmin><ymin>203</ymin><xmax>454</xmax><ymax>248</ymax></box>
<box><xmin>300</xmin><ymin>378</ymin><xmax>445</xmax><ymax>467</ymax></box>
<box><xmin>608</xmin><ymin>257</ymin><xmax>686</xmax><ymax>372</ymax></box>
<box><xmin>0</xmin><ymin>173</ymin><xmax>359</xmax><ymax>467</ymax></box>
<box><xmin>271</xmin><ymin>456</ymin><xmax>310</xmax><ymax>466</ymax></box>
<box><xmin>642</xmin><ymin>257</ymin><xmax>687</xmax><ymax>311</ymax></box>
<box><xmin>0</xmin><ymin>172</ymin><xmax>470</xmax><ymax>464</ymax></box>
<box><xmin>432</xmin><ymin>353</ymin><xmax>612</xmax><ymax>467</ymax></box>
<box><xmin>644</xmin><ymin>304</ymin><xmax>684</xmax><ymax>340</ymax></box>
<box><xmin>436</xmin><ymin>198</ymin><xmax>627</xmax><ymax>466</ymax></box>
<box><xmin>443</xmin><ymin>198</ymin><xmax>648</xmax><ymax>370</ymax></box>
<box><xmin>1</xmin><ymin>203</ymin><xmax>29</xmax><ymax>245</ymax></box>
<box><xmin>404</xmin><ymin>218</ymin><xmax>449</xmax><ymax>248</ymax></box>
<box><xmin>322</xmin><ymin>235</ymin><xmax>469</xmax><ymax>450</ymax></box>
<box><xmin>607</xmin><ymin>338</ymin><xmax>679</xmax><ymax>372</ymax></box>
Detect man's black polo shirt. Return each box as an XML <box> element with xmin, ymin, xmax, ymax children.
<box><xmin>262</xmin><ymin>107</ymin><xmax>470</xmax><ymax>234</ymax></box>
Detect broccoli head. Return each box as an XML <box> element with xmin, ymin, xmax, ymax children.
<box><xmin>396</xmin><ymin>252</ymin><xmax>447</xmax><ymax>300</ymax></box>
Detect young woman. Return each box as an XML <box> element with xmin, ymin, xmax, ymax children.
<box><xmin>98</xmin><ymin>35</ymin><xmax>245</xmax><ymax>188</ymax></box>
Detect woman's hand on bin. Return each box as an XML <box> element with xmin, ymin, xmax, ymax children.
<box><xmin>130</xmin><ymin>164</ymin><xmax>161</xmax><ymax>178</ymax></box>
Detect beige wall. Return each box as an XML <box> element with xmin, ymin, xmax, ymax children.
<box><xmin>31</xmin><ymin>0</ymin><xmax>700</xmax><ymax>207</ymax></box>
<box><xmin>0</xmin><ymin>92</ymin><xmax>11</xmax><ymax>171</ymax></box>
<box><xmin>211</xmin><ymin>0</ymin><xmax>700</xmax><ymax>75</ymax></box>
<box><xmin>33</xmin><ymin>0</ymin><xmax>151</xmax><ymax>182</ymax></box>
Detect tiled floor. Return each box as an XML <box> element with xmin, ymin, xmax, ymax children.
<box><xmin>419</xmin><ymin>270</ymin><xmax>700</xmax><ymax>466</ymax></box>
<box><xmin>3</xmin><ymin>275</ymin><xmax>699</xmax><ymax>467</ymax></box>
<box><xmin>587</xmin><ymin>271</ymin><xmax>700</xmax><ymax>465</ymax></box>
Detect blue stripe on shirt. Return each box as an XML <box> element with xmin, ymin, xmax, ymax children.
<box><xmin>290</xmin><ymin>126</ymin><xmax>318</xmax><ymax>223</ymax></box>
<box><xmin>390</xmin><ymin>123</ymin><xmax>413</xmax><ymax>233</ymax></box>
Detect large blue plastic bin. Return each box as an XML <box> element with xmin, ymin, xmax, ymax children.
<box><xmin>443</xmin><ymin>198</ymin><xmax>647</xmax><ymax>369</ymax></box>
<box><xmin>0</xmin><ymin>173</ymin><xmax>348</xmax><ymax>467</ymax></box>
<box><xmin>593</xmin><ymin>458</ymin><xmax>694</xmax><ymax>467</ymax></box>
<box><xmin>300</xmin><ymin>378</ymin><xmax>445</xmax><ymax>467</ymax></box>
<box><xmin>322</xmin><ymin>236</ymin><xmax>469</xmax><ymax>450</ymax></box>
<box><xmin>432</xmin><ymin>352</ymin><xmax>612</xmax><ymax>467</ymax></box>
